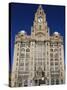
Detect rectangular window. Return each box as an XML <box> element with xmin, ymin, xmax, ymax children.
<box><xmin>17</xmin><ymin>53</ymin><xmax>19</xmax><ymax>56</ymax></box>
<box><xmin>39</xmin><ymin>25</ymin><xmax>41</xmax><ymax>30</ymax></box>
<box><xmin>61</xmin><ymin>80</ymin><xmax>63</xmax><ymax>84</ymax></box>
<box><xmin>26</xmin><ymin>48</ymin><xmax>30</xmax><ymax>52</ymax></box>
<box><xmin>56</xmin><ymin>79</ymin><xmax>59</xmax><ymax>84</ymax></box>
<box><xmin>21</xmin><ymin>53</ymin><xmax>25</xmax><ymax>58</ymax></box>
<box><xmin>21</xmin><ymin>42</ymin><xmax>25</xmax><ymax>47</ymax></box>
<box><xmin>20</xmin><ymin>63</ymin><xmax>24</xmax><ymax>66</ymax></box>
<box><xmin>50</xmin><ymin>43</ymin><xmax>53</xmax><ymax>47</ymax></box>
<box><xmin>50</xmin><ymin>49</ymin><xmax>53</xmax><ymax>52</ymax></box>
<box><xmin>21</xmin><ymin>48</ymin><xmax>25</xmax><ymax>52</ymax></box>
<box><xmin>50</xmin><ymin>62</ymin><xmax>53</xmax><ymax>65</ymax></box>
<box><xmin>54</xmin><ymin>53</ymin><xmax>58</xmax><ymax>58</ymax></box>
<box><xmin>50</xmin><ymin>59</ymin><xmax>53</xmax><ymax>61</ymax></box>
<box><xmin>55</xmin><ymin>62</ymin><xmax>58</xmax><ymax>65</ymax></box>
<box><xmin>50</xmin><ymin>53</ymin><xmax>53</xmax><ymax>57</ymax></box>
<box><xmin>16</xmin><ymin>62</ymin><xmax>18</xmax><ymax>66</ymax></box>
<box><xmin>51</xmin><ymin>79</ymin><xmax>54</xmax><ymax>85</ymax></box>
<box><xmin>55</xmin><ymin>59</ymin><xmax>58</xmax><ymax>61</ymax></box>
<box><xmin>26</xmin><ymin>53</ymin><xmax>30</xmax><ymax>58</ymax></box>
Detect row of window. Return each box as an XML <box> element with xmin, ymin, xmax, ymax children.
<box><xmin>51</xmin><ymin>79</ymin><xmax>63</xmax><ymax>84</ymax></box>
<box><xmin>21</xmin><ymin>48</ymin><xmax>30</xmax><ymax>52</ymax></box>
<box><xmin>50</xmin><ymin>59</ymin><xmax>59</xmax><ymax>61</ymax></box>
<box><xmin>50</xmin><ymin>62</ymin><xmax>58</xmax><ymax>66</ymax></box>
<box><xmin>50</xmin><ymin>48</ymin><xmax>61</xmax><ymax>52</ymax></box>
<box><xmin>20</xmin><ymin>53</ymin><xmax>30</xmax><ymax>58</ymax></box>
<box><xmin>17</xmin><ymin>42</ymin><xmax>62</xmax><ymax>47</ymax></box>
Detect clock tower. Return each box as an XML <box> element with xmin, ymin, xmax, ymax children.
<box><xmin>30</xmin><ymin>5</ymin><xmax>51</xmax><ymax>85</ymax></box>
<box><xmin>31</xmin><ymin>5</ymin><xmax>50</xmax><ymax>40</ymax></box>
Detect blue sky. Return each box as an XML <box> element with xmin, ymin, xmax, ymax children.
<box><xmin>9</xmin><ymin>3</ymin><xmax>65</xmax><ymax>70</ymax></box>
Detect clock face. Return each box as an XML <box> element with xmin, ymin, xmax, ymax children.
<box><xmin>38</xmin><ymin>17</ymin><xmax>43</xmax><ymax>23</ymax></box>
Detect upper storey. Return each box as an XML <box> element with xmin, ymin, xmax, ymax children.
<box><xmin>15</xmin><ymin>5</ymin><xmax>63</xmax><ymax>43</ymax></box>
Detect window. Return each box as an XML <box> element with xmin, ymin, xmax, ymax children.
<box><xmin>47</xmin><ymin>80</ymin><xmax>49</xmax><ymax>84</ymax></box>
<box><xmin>50</xmin><ymin>62</ymin><xmax>53</xmax><ymax>65</ymax></box>
<box><xmin>50</xmin><ymin>53</ymin><xmax>53</xmax><ymax>57</ymax></box>
<box><xmin>51</xmin><ymin>79</ymin><xmax>54</xmax><ymax>85</ymax></box>
<box><xmin>50</xmin><ymin>59</ymin><xmax>53</xmax><ymax>61</ymax></box>
<box><xmin>55</xmin><ymin>62</ymin><xmax>58</xmax><ymax>65</ymax></box>
<box><xmin>18</xmin><ymin>43</ymin><xmax>19</xmax><ymax>46</ymax></box>
<box><xmin>17</xmin><ymin>48</ymin><xmax>19</xmax><ymax>50</ymax></box>
<box><xmin>24</xmin><ymin>80</ymin><xmax>28</xmax><ymax>86</ymax></box>
<box><xmin>54</xmin><ymin>53</ymin><xmax>58</xmax><ymax>58</ymax></box>
<box><xmin>16</xmin><ymin>62</ymin><xmax>18</xmax><ymax>66</ymax></box>
<box><xmin>61</xmin><ymin>72</ymin><xmax>63</xmax><ymax>76</ymax></box>
<box><xmin>15</xmin><ymin>74</ymin><xmax>17</xmax><ymax>78</ymax></box>
<box><xmin>14</xmin><ymin>82</ymin><xmax>17</xmax><ymax>86</ymax></box>
<box><xmin>61</xmin><ymin>79</ymin><xmax>63</xmax><ymax>84</ymax></box>
<box><xmin>47</xmin><ymin>43</ymin><xmax>48</xmax><ymax>45</ymax></box>
<box><xmin>20</xmin><ymin>63</ymin><xmax>24</xmax><ymax>66</ymax></box>
<box><xmin>50</xmin><ymin>49</ymin><xmax>53</xmax><ymax>52</ymax></box>
<box><xmin>25</xmin><ymin>63</ymin><xmax>28</xmax><ymax>66</ymax></box>
<box><xmin>17</xmin><ymin>58</ymin><xmax>18</xmax><ymax>61</ymax></box>
<box><xmin>47</xmin><ymin>30</ymin><xmax>48</xmax><ymax>33</ymax></box>
<box><xmin>40</xmin><ymin>11</ymin><xmax>41</xmax><ymax>14</ymax></box>
<box><xmin>21</xmin><ymin>48</ymin><xmax>25</xmax><ymax>52</ymax></box>
<box><xmin>54</xmin><ymin>49</ymin><xmax>57</xmax><ymax>52</ymax></box>
<box><xmin>19</xmin><ymin>83</ymin><xmax>22</xmax><ymax>87</ymax></box>
<box><xmin>47</xmin><ymin>62</ymin><xmax>49</xmax><ymax>64</ymax></box>
<box><xmin>50</xmin><ymin>43</ymin><xmax>53</xmax><ymax>47</ymax></box>
<box><xmin>26</xmin><ymin>48</ymin><xmax>30</xmax><ymax>52</ymax></box>
<box><xmin>50</xmin><ymin>68</ymin><xmax>54</xmax><ymax>71</ymax></box>
<box><xmin>47</xmin><ymin>72</ymin><xmax>49</xmax><ymax>77</ymax></box>
<box><xmin>60</xmin><ymin>48</ymin><xmax>61</xmax><ymax>51</ymax></box>
<box><xmin>55</xmin><ymin>67</ymin><xmax>59</xmax><ymax>70</ymax></box>
<box><xmin>26</xmin><ymin>53</ymin><xmax>30</xmax><ymax>58</ymax></box>
<box><xmin>39</xmin><ymin>25</ymin><xmax>41</xmax><ymax>30</ymax></box>
<box><xmin>25</xmin><ymin>67</ymin><xmax>29</xmax><ymax>71</ymax></box>
<box><xmin>56</xmin><ymin>79</ymin><xmax>59</xmax><ymax>84</ymax></box>
<box><xmin>26</xmin><ymin>42</ymin><xmax>30</xmax><ymax>47</ymax></box>
<box><xmin>60</xmin><ymin>62</ymin><xmax>62</xmax><ymax>65</ymax></box>
<box><xmin>16</xmin><ymin>67</ymin><xmax>17</xmax><ymax>70</ymax></box>
<box><xmin>55</xmin><ymin>59</ymin><xmax>58</xmax><ymax>61</ymax></box>
<box><xmin>21</xmin><ymin>42</ymin><xmax>25</xmax><ymax>47</ymax></box>
<box><xmin>21</xmin><ymin>53</ymin><xmax>25</xmax><ymax>58</ymax></box>
<box><xmin>17</xmin><ymin>53</ymin><xmax>19</xmax><ymax>56</ymax></box>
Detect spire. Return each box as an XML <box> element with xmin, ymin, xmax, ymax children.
<box><xmin>37</xmin><ymin>4</ymin><xmax>43</xmax><ymax>11</ymax></box>
<box><xmin>38</xmin><ymin>5</ymin><xmax>43</xmax><ymax>9</ymax></box>
<box><xmin>36</xmin><ymin>4</ymin><xmax>45</xmax><ymax>15</ymax></box>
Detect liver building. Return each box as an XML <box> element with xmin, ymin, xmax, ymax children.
<box><xmin>11</xmin><ymin>5</ymin><xmax>65</xmax><ymax>87</ymax></box>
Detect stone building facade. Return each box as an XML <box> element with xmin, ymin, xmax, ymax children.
<box><xmin>11</xmin><ymin>5</ymin><xmax>65</xmax><ymax>87</ymax></box>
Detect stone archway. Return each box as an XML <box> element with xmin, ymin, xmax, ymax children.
<box><xmin>34</xmin><ymin>67</ymin><xmax>47</xmax><ymax>86</ymax></box>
